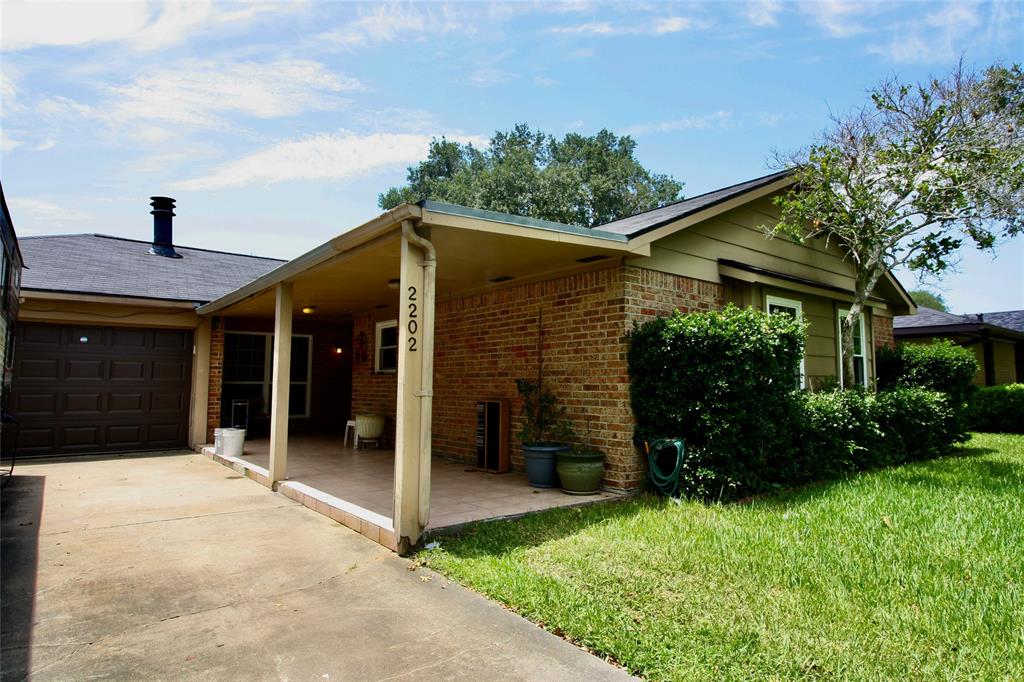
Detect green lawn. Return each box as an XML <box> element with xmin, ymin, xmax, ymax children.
<box><xmin>420</xmin><ymin>433</ymin><xmax>1024</xmax><ymax>681</ymax></box>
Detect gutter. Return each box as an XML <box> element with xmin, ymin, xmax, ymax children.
<box><xmin>401</xmin><ymin>219</ymin><xmax>436</xmax><ymax>529</ymax></box>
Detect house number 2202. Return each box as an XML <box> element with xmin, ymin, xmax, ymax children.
<box><xmin>407</xmin><ymin>285</ymin><xmax>418</xmax><ymax>351</ymax></box>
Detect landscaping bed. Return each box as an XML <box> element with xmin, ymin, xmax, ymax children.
<box><xmin>420</xmin><ymin>433</ymin><xmax>1024</xmax><ymax>681</ymax></box>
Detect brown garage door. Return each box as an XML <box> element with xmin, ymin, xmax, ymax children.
<box><xmin>10</xmin><ymin>323</ymin><xmax>193</xmax><ymax>457</ymax></box>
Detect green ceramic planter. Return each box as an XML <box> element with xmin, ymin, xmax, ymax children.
<box><xmin>556</xmin><ymin>448</ymin><xmax>605</xmax><ymax>495</ymax></box>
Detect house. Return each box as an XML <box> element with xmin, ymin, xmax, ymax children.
<box><xmin>894</xmin><ymin>306</ymin><xmax>1024</xmax><ymax>386</ymax></box>
<box><xmin>1</xmin><ymin>182</ymin><xmax>25</xmax><ymax>417</ymax></box>
<box><xmin>10</xmin><ymin>172</ymin><xmax>915</xmax><ymax>552</ymax></box>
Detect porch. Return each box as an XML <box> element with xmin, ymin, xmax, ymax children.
<box><xmin>202</xmin><ymin>434</ymin><xmax>619</xmax><ymax>548</ymax></box>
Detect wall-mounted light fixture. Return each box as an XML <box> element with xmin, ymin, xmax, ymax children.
<box><xmin>333</xmin><ymin>346</ymin><xmax>344</xmax><ymax>355</ymax></box>
<box><xmin>301</xmin><ymin>306</ymin><xmax>317</xmax><ymax>314</ymax></box>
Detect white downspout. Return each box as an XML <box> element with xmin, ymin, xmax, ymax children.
<box><xmin>401</xmin><ymin>220</ymin><xmax>436</xmax><ymax>529</ymax></box>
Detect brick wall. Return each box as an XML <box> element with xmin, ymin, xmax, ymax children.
<box><xmin>350</xmin><ymin>314</ymin><xmax>399</xmax><ymax>417</ymax></box>
<box><xmin>349</xmin><ymin>263</ymin><xmax>725</xmax><ymax>491</ymax></box>
<box><xmin>205</xmin><ymin>317</ymin><xmax>225</xmax><ymax>442</ymax></box>
<box><xmin>872</xmin><ymin>314</ymin><xmax>894</xmax><ymax>350</ymax></box>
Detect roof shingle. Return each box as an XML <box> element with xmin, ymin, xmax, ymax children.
<box><xmin>19</xmin><ymin>234</ymin><xmax>284</xmax><ymax>304</ymax></box>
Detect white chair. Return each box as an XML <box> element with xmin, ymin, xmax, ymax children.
<box><xmin>344</xmin><ymin>419</ymin><xmax>356</xmax><ymax>448</ymax></box>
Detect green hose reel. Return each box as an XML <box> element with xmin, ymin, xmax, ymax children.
<box><xmin>645</xmin><ymin>438</ymin><xmax>685</xmax><ymax>498</ymax></box>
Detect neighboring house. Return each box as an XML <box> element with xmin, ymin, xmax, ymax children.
<box><xmin>10</xmin><ymin>172</ymin><xmax>915</xmax><ymax>550</ymax></box>
<box><xmin>10</xmin><ymin>197</ymin><xmax>283</xmax><ymax>457</ymax></box>
<box><xmin>1</xmin><ymin>183</ymin><xmax>25</xmax><ymax>416</ymax></box>
<box><xmin>894</xmin><ymin>306</ymin><xmax>1024</xmax><ymax>386</ymax></box>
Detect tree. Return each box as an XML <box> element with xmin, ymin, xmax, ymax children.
<box><xmin>908</xmin><ymin>289</ymin><xmax>949</xmax><ymax>312</ymax></box>
<box><xmin>379</xmin><ymin>124</ymin><xmax>684</xmax><ymax>227</ymax></box>
<box><xmin>767</xmin><ymin>62</ymin><xmax>1023</xmax><ymax>387</ymax></box>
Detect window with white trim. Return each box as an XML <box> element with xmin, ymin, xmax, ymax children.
<box><xmin>766</xmin><ymin>295</ymin><xmax>806</xmax><ymax>389</ymax></box>
<box><xmin>222</xmin><ymin>332</ymin><xmax>312</xmax><ymax>419</ymax></box>
<box><xmin>375</xmin><ymin>320</ymin><xmax>398</xmax><ymax>373</ymax></box>
<box><xmin>837</xmin><ymin>310</ymin><xmax>868</xmax><ymax>387</ymax></box>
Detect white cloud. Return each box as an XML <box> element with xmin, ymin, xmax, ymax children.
<box><xmin>7</xmin><ymin>198</ymin><xmax>94</xmax><ymax>232</ymax></box>
<box><xmin>868</xmin><ymin>1</ymin><xmax>986</xmax><ymax>63</ymax></box>
<box><xmin>534</xmin><ymin>74</ymin><xmax>559</xmax><ymax>87</ymax></box>
<box><xmin>626</xmin><ymin>111</ymin><xmax>735</xmax><ymax>135</ymax></box>
<box><xmin>39</xmin><ymin>58</ymin><xmax>359</xmax><ymax>140</ymax></box>
<box><xmin>1</xmin><ymin>0</ymin><xmax>301</xmax><ymax>52</ymax></box>
<box><xmin>35</xmin><ymin>139</ymin><xmax>57</xmax><ymax>151</ymax></box>
<box><xmin>319</xmin><ymin>3</ymin><xmax>465</xmax><ymax>47</ymax></box>
<box><xmin>800</xmin><ymin>0</ymin><xmax>870</xmax><ymax>37</ymax></box>
<box><xmin>469</xmin><ymin>68</ymin><xmax>516</xmax><ymax>88</ymax></box>
<box><xmin>746</xmin><ymin>0</ymin><xmax>782</xmax><ymax>27</ymax></box>
<box><xmin>174</xmin><ymin>131</ymin><xmax>488</xmax><ymax>191</ymax></box>
<box><xmin>1</xmin><ymin>129</ymin><xmax>22</xmax><ymax>152</ymax></box>
<box><xmin>654</xmin><ymin>17</ymin><xmax>691</xmax><ymax>34</ymax></box>
<box><xmin>550</xmin><ymin>21</ymin><xmax>616</xmax><ymax>35</ymax></box>
<box><xmin>1</xmin><ymin>72</ymin><xmax>16</xmax><ymax>103</ymax></box>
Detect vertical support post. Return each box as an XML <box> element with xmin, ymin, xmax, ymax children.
<box><xmin>269</xmin><ymin>282</ymin><xmax>293</xmax><ymax>485</ymax></box>
<box><xmin>188</xmin><ymin>317</ymin><xmax>212</xmax><ymax>447</ymax></box>
<box><xmin>394</xmin><ymin>234</ymin><xmax>425</xmax><ymax>551</ymax></box>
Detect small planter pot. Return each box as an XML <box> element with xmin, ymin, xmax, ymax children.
<box><xmin>522</xmin><ymin>443</ymin><xmax>569</xmax><ymax>488</ymax></box>
<box><xmin>556</xmin><ymin>449</ymin><xmax>605</xmax><ymax>495</ymax></box>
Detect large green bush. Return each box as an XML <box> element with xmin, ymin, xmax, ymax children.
<box><xmin>629</xmin><ymin>307</ymin><xmax>962</xmax><ymax>500</ymax></box>
<box><xmin>876</xmin><ymin>340</ymin><xmax>977</xmax><ymax>439</ymax></box>
<box><xmin>969</xmin><ymin>384</ymin><xmax>1024</xmax><ymax>433</ymax></box>
<box><xmin>628</xmin><ymin>305</ymin><xmax>805</xmax><ymax>498</ymax></box>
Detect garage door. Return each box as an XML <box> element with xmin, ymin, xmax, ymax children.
<box><xmin>10</xmin><ymin>323</ymin><xmax>193</xmax><ymax>457</ymax></box>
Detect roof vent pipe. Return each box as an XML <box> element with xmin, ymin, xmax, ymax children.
<box><xmin>149</xmin><ymin>196</ymin><xmax>182</xmax><ymax>258</ymax></box>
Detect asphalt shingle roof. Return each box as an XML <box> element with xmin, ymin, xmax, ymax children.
<box><xmin>893</xmin><ymin>306</ymin><xmax>973</xmax><ymax>329</ymax></box>
<box><xmin>981</xmin><ymin>310</ymin><xmax>1024</xmax><ymax>333</ymax></box>
<box><xmin>19</xmin><ymin>234</ymin><xmax>284</xmax><ymax>304</ymax></box>
<box><xmin>595</xmin><ymin>170</ymin><xmax>794</xmax><ymax>237</ymax></box>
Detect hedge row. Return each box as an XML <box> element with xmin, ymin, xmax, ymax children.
<box><xmin>969</xmin><ymin>384</ymin><xmax>1024</xmax><ymax>433</ymax></box>
<box><xmin>629</xmin><ymin>306</ymin><xmax>969</xmax><ymax>501</ymax></box>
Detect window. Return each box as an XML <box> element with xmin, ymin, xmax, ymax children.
<box><xmin>222</xmin><ymin>332</ymin><xmax>312</xmax><ymax>420</ymax></box>
<box><xmin>837</xmin><ymin>310</ymin><xmax>868</xmax><ymax>387</ymax></box>
<box><xmin>375</xmin><ymin>320</ymin><xmax>398</xmax><ymax>373</ymax></box>
<box><xmin>766</xmin><ymin>295</ymin><xmax>805</xmax><ymax>389</ymax></box>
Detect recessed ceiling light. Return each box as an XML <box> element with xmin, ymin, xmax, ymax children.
<box><xmin>387</xmin><ymin>278</ymin><xmax>400</xmax><ymax>289</ymax></box>
<box><xmin>301</xmin><ymin>306</ymin><xmax>316</xmax><ymax>314</ymax></box>
<box><xmin>489</xmin><ymin>275</ymin><xmax>514</xmax><ymax>283</ymax></box>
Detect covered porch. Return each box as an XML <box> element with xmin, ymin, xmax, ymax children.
<box><xmin>194</xmin><ymin>202</ymin><xmax>642</xmax><ymax>552</ymax></box>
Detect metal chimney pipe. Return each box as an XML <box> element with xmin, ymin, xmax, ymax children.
<box><xmin>149</xmin><ymin>196</ymin><xmax>181</xmax><ymax>258</ymax></box>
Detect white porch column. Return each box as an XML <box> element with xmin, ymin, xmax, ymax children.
<box><xmin>268</xmin><ymin>282</ymin><xmax>293</xmax><ymax>486</ymax></box>
<box><xmin>188</xmin><ymin>317</ymin><xmax>211</xmax><ymax>448</ymax></box>
<box><xmin>394</xmin><ymin>233</ymin><xmax>426</xmax><ymax>551</ymax></box>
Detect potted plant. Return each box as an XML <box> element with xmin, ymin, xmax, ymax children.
<box><xmin>556</xmin><ymin>417</ymin><xmax>606</xmax><ymax>495</ymax></box>
<box><xmin>515</xmin><ymin>379</ymin><xmax>573</xmax><ymax>488</ymax></box>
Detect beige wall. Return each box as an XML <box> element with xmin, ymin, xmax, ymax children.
<box><xmin>992</xmin><ymin>339</ymin><xmax>1017</xmax><ymax>386</ymax></box>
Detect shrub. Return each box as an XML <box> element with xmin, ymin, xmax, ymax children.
<box><xmin>969</xmin><ymin>384</ymin><xmax>1024</xmax><ymax>433</ymax></box>
<box><xmin>790</xmin><ymin>389</ymin><xmax>880</xmax><ymax>482</ymax></box>
<box><xmin>872</xmin><ymin>388</ymin><xmax>959</xmax><ymax>461</ymax></box>
<box><xmin>628</xmin><ymin>305</ymin><xmax>805</xmax><ymax>498</ymax></box>
<box><xmin>876</xmin><ymin>340</ymin><xmax>978</xmax><ymax>439</ymax></box>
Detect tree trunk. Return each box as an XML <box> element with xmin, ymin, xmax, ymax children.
<box><xmin>841</xmin><ymin>263</ymin><xmax>885</xmax><ymax>389</ymax></box>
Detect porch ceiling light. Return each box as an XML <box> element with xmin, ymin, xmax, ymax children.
<box><xmin>301</xmin><ymin>306</ymin><xmax>317</xmax><ymax>314</ymax></box>
<box><xmin>489</xmin><ymin>275</ymin><xmax>514</xmax><ymax>283</ymax></box>
<box><xmin>387</xmin><ymin>278</ymin><xmax>400</xmax><ymax>289</ymax></box>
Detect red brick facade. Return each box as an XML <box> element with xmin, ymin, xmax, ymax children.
<box><xmin>350</xmin><ymin>314</ymin><xmax>399</xmax><ymax>418</ymax></box>
<box><xmin>206</xmin><ymin>318</ymin><xmax>225</xmax><ymax>443</ymax></box>
<box><xmin>349</xmin><ymin>264</ymin><xmax>724</xmax><ymax>491</ymax></box>
<box><xmin>872</xmin><ymin>314</ymin><xmax>895</xmax><ymax>350</ymax></box>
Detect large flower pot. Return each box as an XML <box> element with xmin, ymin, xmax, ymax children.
<box><xmin>522</xmin><ymin>443</ymin><xmax>568</xmax><ymax>488</ymax></box>
<box><xmin>556</xmin><ymin>449</ymin><xmax>605</xmax><ymax>495</ymax></box>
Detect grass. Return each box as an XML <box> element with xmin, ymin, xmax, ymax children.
<box><xmin>419</xmin><ymin>433</ymin><xmax>1024</xmax><ymax>681</ymax></box>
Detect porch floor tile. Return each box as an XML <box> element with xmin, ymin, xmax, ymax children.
<box><xmin>237</xmin><ymin>434</ymin><xmax>620</xmax><ymax>529</ymax></box>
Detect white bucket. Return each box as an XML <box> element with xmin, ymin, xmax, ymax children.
<box><xmin>214</xmin><ymin>428</ymin><xmax>226</xmax><ymax>456</ymax></box>
<box><xmin>222</xmin><ymin>428</ymin><xmax>246</xmax><ymax>457</ymax></box>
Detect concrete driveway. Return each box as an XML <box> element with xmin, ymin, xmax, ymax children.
<box><xmin>1</xmin><ymin>453</ymin><xmax>633</xmax><ymax>681</ymax></box>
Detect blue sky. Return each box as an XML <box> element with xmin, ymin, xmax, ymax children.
<box><xmin>1</xmin><ymin>0</ymin><xmax>1021</xmax><ymax>313</ymax></box>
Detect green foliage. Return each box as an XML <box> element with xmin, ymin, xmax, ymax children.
<box><xmin>969</xmin><ymin>384</ymin><xmax>1024</xmax><ymax>433</ymax></box>
<box><xmin>629</xmin><ymin>308</ymin><xmax>962</xmax><ymax>500</ymax></box>
<box><xmin>514</xmin><ymin>379</ymin><xmax>574</xmax><ymax>445</ymax></box>
<box><xmin>876</xmin><ymin>340</ymin><xmax>977</xmax><ymax>439</ymax></box>
<box><xmin>628</xmin><ymin>305</ymin><xmax>806</xmax><ymax>498</ymax></box>
<box><xmin>379</xmin><ymin>124</ymin><xmax>684</xmax><ymax>227</ymax></box>
<box><xmin>908</xmin><ymin>289</ymin><xmax>949</xmax><ymax>311</ymax></box>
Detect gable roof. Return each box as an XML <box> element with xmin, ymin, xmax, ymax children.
<box><xmin>894</xmin><ymin>306</ymin><xmax>1024</xmax><ymax>340</ymax></box>
<box><xmin>19</xmin><ymin>234</ymin><xmax>284</xmax><ymax>304</ymax></box>
<box><xmin>595</xmin><ymin>169</ymin><xmax>794</xmax><ymax>237</ymax></box>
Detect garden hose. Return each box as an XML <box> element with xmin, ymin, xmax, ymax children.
<box><xmin>645</xmin><ymin>438</ymin><xmax>685</xmax><ymax>498</ymax></box>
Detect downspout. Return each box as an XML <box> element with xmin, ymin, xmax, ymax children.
<box><xmin>401</xmin><ymin>219</ymin><xmax>436</xmax><ymax>529</ymax></box>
